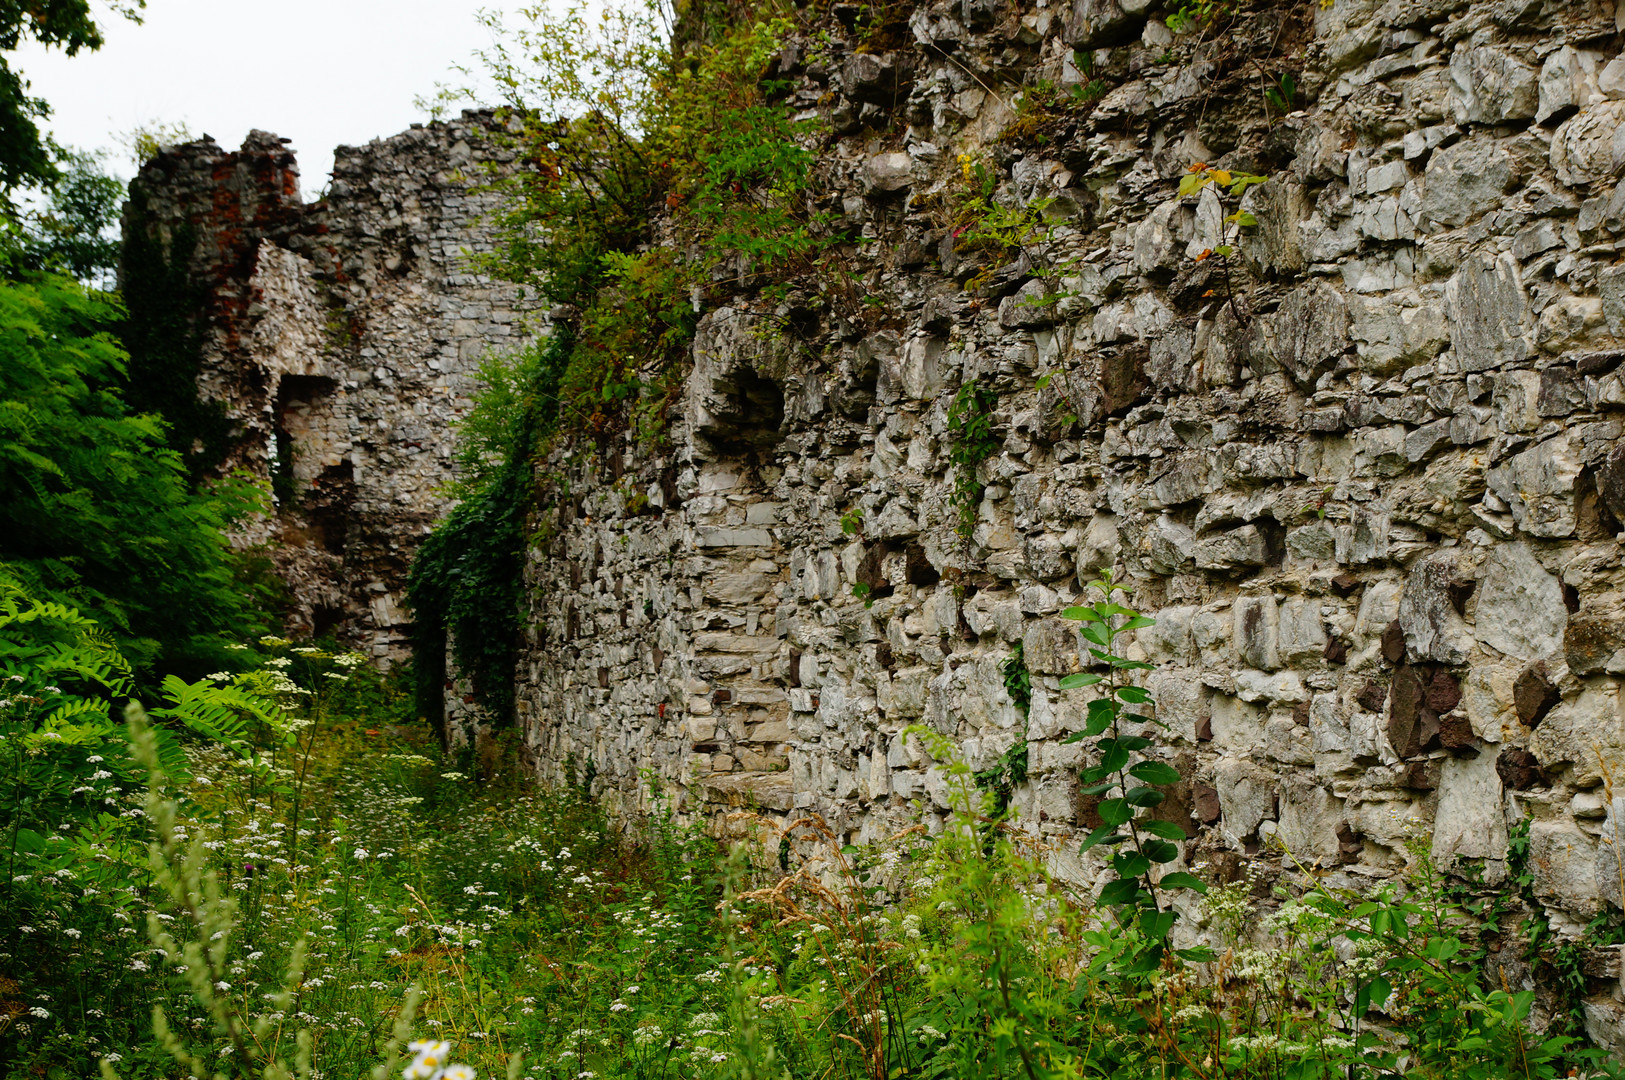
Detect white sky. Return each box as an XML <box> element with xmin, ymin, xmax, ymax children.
<box><xmin>14</xmin><ymin>0</ymin><xmax>521</xmax><ymax>194</ymax></box>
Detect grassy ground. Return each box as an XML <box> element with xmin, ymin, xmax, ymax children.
<box><xmin>3</xmin><ymin>641</ymin><xmax>1613</xmax><ymax>1080</ymax></box>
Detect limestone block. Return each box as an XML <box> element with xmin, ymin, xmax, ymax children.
<box><xmin>1287</xmin><ymin>521</ymin><xmax>1336</xmax><ymax>561</ymax></box>
<box><xmin>1278</xmin><ymin>597</ymin><xmax>1328</xmax><ymax>664</ymax></box>
<box><xmin>1061</xmin><ymin>0</ymin><xmax>1138</xmax><ymax>47</ymax></box>
<box><xmin>1449</xmin><ymin>46</ymin><xmax>1538</xmax><ymax>125</ymax></box>
<box><xmin>1309</xmin><ymin>693</ymin><xmax>1354</xmax><ymax>762</ymax></box>
<box><xmin>963</xmin><ymin>592</ymin><xmax>1022</xmax><ymax>640</ymax></box>
<box><xmin>1335</xmin><ymin>508</ymin><xmax>1392</xmax><ymax>565</ymax></box>
<box><xmin>1596</xmin><ymin>796</ymin><xmax>1625</xmax><ymax>908</ymax></box>
<box><xmin>1145</xmin><ymin>669</ymin><xmax>1203</xmax><ymax>742</ymax></box>
<box><xmin>1147</xmin><ymin>515</ymin><xmax>1196</xmax><ymax>574</ymax></box>
<box><xmin>1536</xmin><ymin>294</ymin><xmax>1605</xmax><ymax>354</ymax></box>
<box><xmin>1347</xmin><ymin>793</ymin><xmax>1425</xmax><ymax>850</ymax></box>
<box><xmin>1265</xmin><ymin>715</ymin><xmax>1314</xmax><ymax>766</ymax></box>
<box><xmin>1076</xmin><ymin>514</ymin><xmax>1121</xmax><ymax>579</ymax></box>
<box><xmin>1445</xmin><ymin>252</ymin><xmax>1533</xmax><ymax>372</ymax></box>
<box><xmin>1422</xmin><ymin>137</ymin><xmax>1520</xmax><ymax>229</ymax></box>
<box><xmin>1474</xmin><ymin>541</ymin><xmax>1566</xmax><ymax>661</ymax></box>
<box><xmin>1602</xmin><ymin>264</ymin><xmax>1625</xmax><ymax>339</ymax></box>
<box><xmin>1210</xmin><ymin>693</ymin><xmax>1265</xmax><ymax>755</ymax></box>
<box><xmin>1234</xmin><ymin>670</ymin><xmax>1308</xmax><ymax>705</ymax></box>
<box><xmin>1022</xmin><ymin>532</ymin><xmax>1074</xmax><ymax>581</ymax></box>
<box><xmin>1431</xmin><ymin>752</ymin><xmax>1507</xmax><ymax>879</ymax></box>
<box><xmin>1268</xmin><ymin>282</ymin><xmax>1349</xmax><ymax>388</ymax></box>
<box><xmin>1192</xmin><ymin>607</ymin><xmax>1234</xmax><ymax>665</ymax></box>
<box><xmin>1462</xmin><ymin>662</ymin><xmax>1517</xmax><ymax>743</ymax></box>
<box><xmin>1213</xmin><ymin>757</ymin><xmax>1277</xmax><ymax>841</ymax></box>
<box><xmin>1196</xmin><ymin>524</ymin><xmax>1276</xmax><ymax>572</ymax></box>
<box><xmin>1276</xmin><ymin>777</ymin><xmax>1343</xmax><ymax>863</ymax></box>
<box><xmin>1485</xmin><ymin>431</ymin><xmax>1584</xmax><ymax>538</ymax></box>
<box><xmin>1550</xmin><ymin>101</ymin><xmax>1625</xmax><ymax>187</ymax></box>
<box><xmin>863</xmin><ymin>152</ymin><xmax>913</xmax><ymax>194</ymax></box>
<box><xmin>1142</xmin><ymin>605</ymin><xmax>1196</xmax><ymax>664</ymax></box>
<box><xmin>1528</xmin><ymin>819</ymin><xmax>1599</xmax><ymax>913</ymax></box>
<box><xmin>1538</xmin><ymin>46</ymin><xmax>1603</xmax><ymax>125</ymax></box>
<box><xmin>900</xmin><ymin>336</ymin><xmax>944</xmax><ymax>400</ymax></box>
<box><xmin>877</xmin><ymin>667</ymin><xmax>930</xmax><ymax>719</ymax></box>
<box><xmin>1584</xmin><ymin>998</ymin><xmax>1625</xmax><ymax>1060</ymax></box>
<box><xmin>1491</xmin><ymin>369</ymin><xmax>1543</xmax><ymax>433</ymax></box>
<box><xmin>1353</xmin><ymin>425</ymin><xmax>1407</xmax><ymax>478</ymax></box>
<box><xmin>1348</xmin><ymin>291</ymin><xmax>1450</xmax><ymax>375</ymax></box>
<box><xmin>1023</xmin><ymin>618</ymin><xmax>1082</xmax><ymax>675</ymax></box>
<box><xmin>1232</xmin><ymin>596</ymin><xmax>1280</xmax><ymax>670</ymax></box>
<box><xmin>1531</xmin><ymin>682</ymin><xmax>1625</xmax><ymax>787</ymax></box>
<box><xmin>1567</xmin><ymin>616</ymin><xmax>1625</xmax><ymax>676</ymax></box>
<box><xmin>999</xmin><ymin>279</ymin><xmax>1055</xmax><ymax>329</ymax></box>
<box><xmin>1397</xmin><ymin>551</ymin><xmax>1474</xmax><ymax>665</ymax></box>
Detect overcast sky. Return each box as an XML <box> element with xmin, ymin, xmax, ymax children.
<box><xmin>14</xmin><ymin>0</ymin><xmax>522</xmax><ymax>194</ymax></box>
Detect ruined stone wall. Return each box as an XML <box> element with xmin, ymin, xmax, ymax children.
<box><xmin>123</xmin><ymin>114</ymin><xmax>540</xmax><ymax>658</ymax></box>
<box><xmin>506</xmin><ymin>0</ymin><xmax>1625</xmax><ymax>1015</ymax></box>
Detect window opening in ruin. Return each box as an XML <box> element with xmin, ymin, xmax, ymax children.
<box><xmin>271</xmin><ymin>374</ymin><xmax>337</xmax><ymax>506</ymax></box>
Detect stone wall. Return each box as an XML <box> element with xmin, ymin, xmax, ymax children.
<box><xmin>506</xmin><ymin>0</ymin><xmax>1625</xmax><ymax>987</ymax></box>
<box><xmin>142</xmin><ymin>0</ymin><xmax>1625</xmax><ymax>1038</ymax></box>
<box><xmin>123</xmin><ymin>114</ymin><xmax>540</xmax><ymax>658</ymax></box>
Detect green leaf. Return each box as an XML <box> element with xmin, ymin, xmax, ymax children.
<box><xmin>1116</xmin><ymin>735</ymin><xmax>1152</xmax><ymax>752</ymax></box>
<box><xmin>1078</xmin><ymin>780</ymin><xmax>1115</xmax><ymax>797</ymax></box>
<box><xmin>1115</xmin><ymin>685</ymin><xmax>1151</xmax><ymax>703</ymax></box>
<box><xmin>1129</xmin><ymin>761</ymin><xmax>1181</xmax><ymax>785</ymax></box>
<box><xmin>1125</xmin><ymin>785</ymin><xmax>1165</xmax><ymax>808</ymax></box>
<box><xmin>1079</xmin><ymin>824</ymin><xmax>1124</xmax><ymax>853</ymax></box>
<box><xmin>1060</xmin><ymin>604</ymin><xmax>1099</xmax><ymax>622</ymax></box>
<box><xmin>1140</xmin><ymin>818</ymin><xmax>1188</xmax><ymax>841</ymax></box>
<box><xmin>1097</xmin><ymin>798</ymin><xmax>1133</xmax><ymax>826</ymax></box>
<box><xmin>1083</xmin><ymin>699</ymin><xmax>1117</xmax><ymax>736</ymax></box>
<box><xmin>1058</xmin><ymin>671</ymin><xmax>1101</xmax><ymax>690</ymax></box>
<box><xmin>1098</xmin><ymin>740</ymin><xmax>1130</xmax><ymax>773</ymax></box>
<box><xmin>1111</xmin><ymin>851</ymin><xmax>1152</xmax><ymax>878</ymax></box>
<box><xmin>1359</xmin><ymin>976</ymin><xmax>1392</xmax><ymax>1015</ymax></box>
<box><xmin>1175</xmin><ymin>946</ymin><xmax>1217</xmax><ymax>963</ymax></box>
<box><xmin>1142</xmin><ymin>839</ymin><xmax>1181</xmax><ymax>864</ymax></box>
<box><xmin>1120</xmin><ymin>615</ymin><xmax>1155</xmax><ymax>632</ymax></box>
<box><xmin>1098</xmin><ymin>877</ymin><xmax>1142</xmax><ymax>906</ymax></box>
<box><xmin>1157</xmin><ymin>871</ymin><xmax>1208</xmax><ymax>894</ymax></box>
<box><xmin>1139</xmin><ymin>909</ymin><xmax>1177</xmax><ymax>941</ymax></box>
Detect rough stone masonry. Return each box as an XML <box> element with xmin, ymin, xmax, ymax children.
<box><xmin>136</xmin><ymin>0</ymin><xmax>1625</xmax><ymax>1044</ymax></box>
<box><xmin>122</xmin><ymin>114</ymin><xmax>539</xmax><ymax>658</ymax></box>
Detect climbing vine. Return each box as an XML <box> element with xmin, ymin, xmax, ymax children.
<box><xmin>119</xmin><ymin>192</ymin><xmax>234</xmax><ymax>484</ymax></box>
<box><xmin>945</xmin><ymin>377</ymin><xmax>999</xmax><ymax>545</ymax></box>
<box><xmin>407</xmin><ymin>330</ymin><xmax>573</xmax><ymax>727</ymax></box>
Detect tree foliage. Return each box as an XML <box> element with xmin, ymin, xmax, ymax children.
<box><xmin>0</xmin><ymin>273</ymin><xmax>269</xmax><ymax>677</ymax></box>
<box><xmin>448</xmin><ymin>0</ymin><xmax>830</xmax><ymax>442</ymax></box>
<box><xmin>6</xmin><ymin>147</ymin><xmax>122</xmax><ymax>283</ymax></box>
<box><xmin>0</xmin><ymin>0</ymin><xmax>144</xmax><ymax>197</ymax></box>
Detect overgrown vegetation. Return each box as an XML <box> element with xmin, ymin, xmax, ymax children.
<box><xmin>0</xmin><ymin>271</ymin><xmax>271</xmax><ymax>679</ymax></box>
<box><xmin>443</xmin><ymin>0</ymin><xmax>836</xmax><ymax>445</ymax></box>
<box><xmin>10</xmin><ymin>580</ymin><xmax>1620</xmax><ymax>1079</ymax></box>
<box><xmin>946</xmin><ymin>377</ymin><xmax>999</xmax><ymax>545</ymax></box>
<box><xmin>407</xmin><ymin>330</ymin><xmax>573</xmax><ymax>728</ymax></box>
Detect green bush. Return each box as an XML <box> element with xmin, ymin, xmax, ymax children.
<box><xmin>0</xmin><ymin>272</ymin><xmax>270</xmax><ymax>678</ymax></box>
